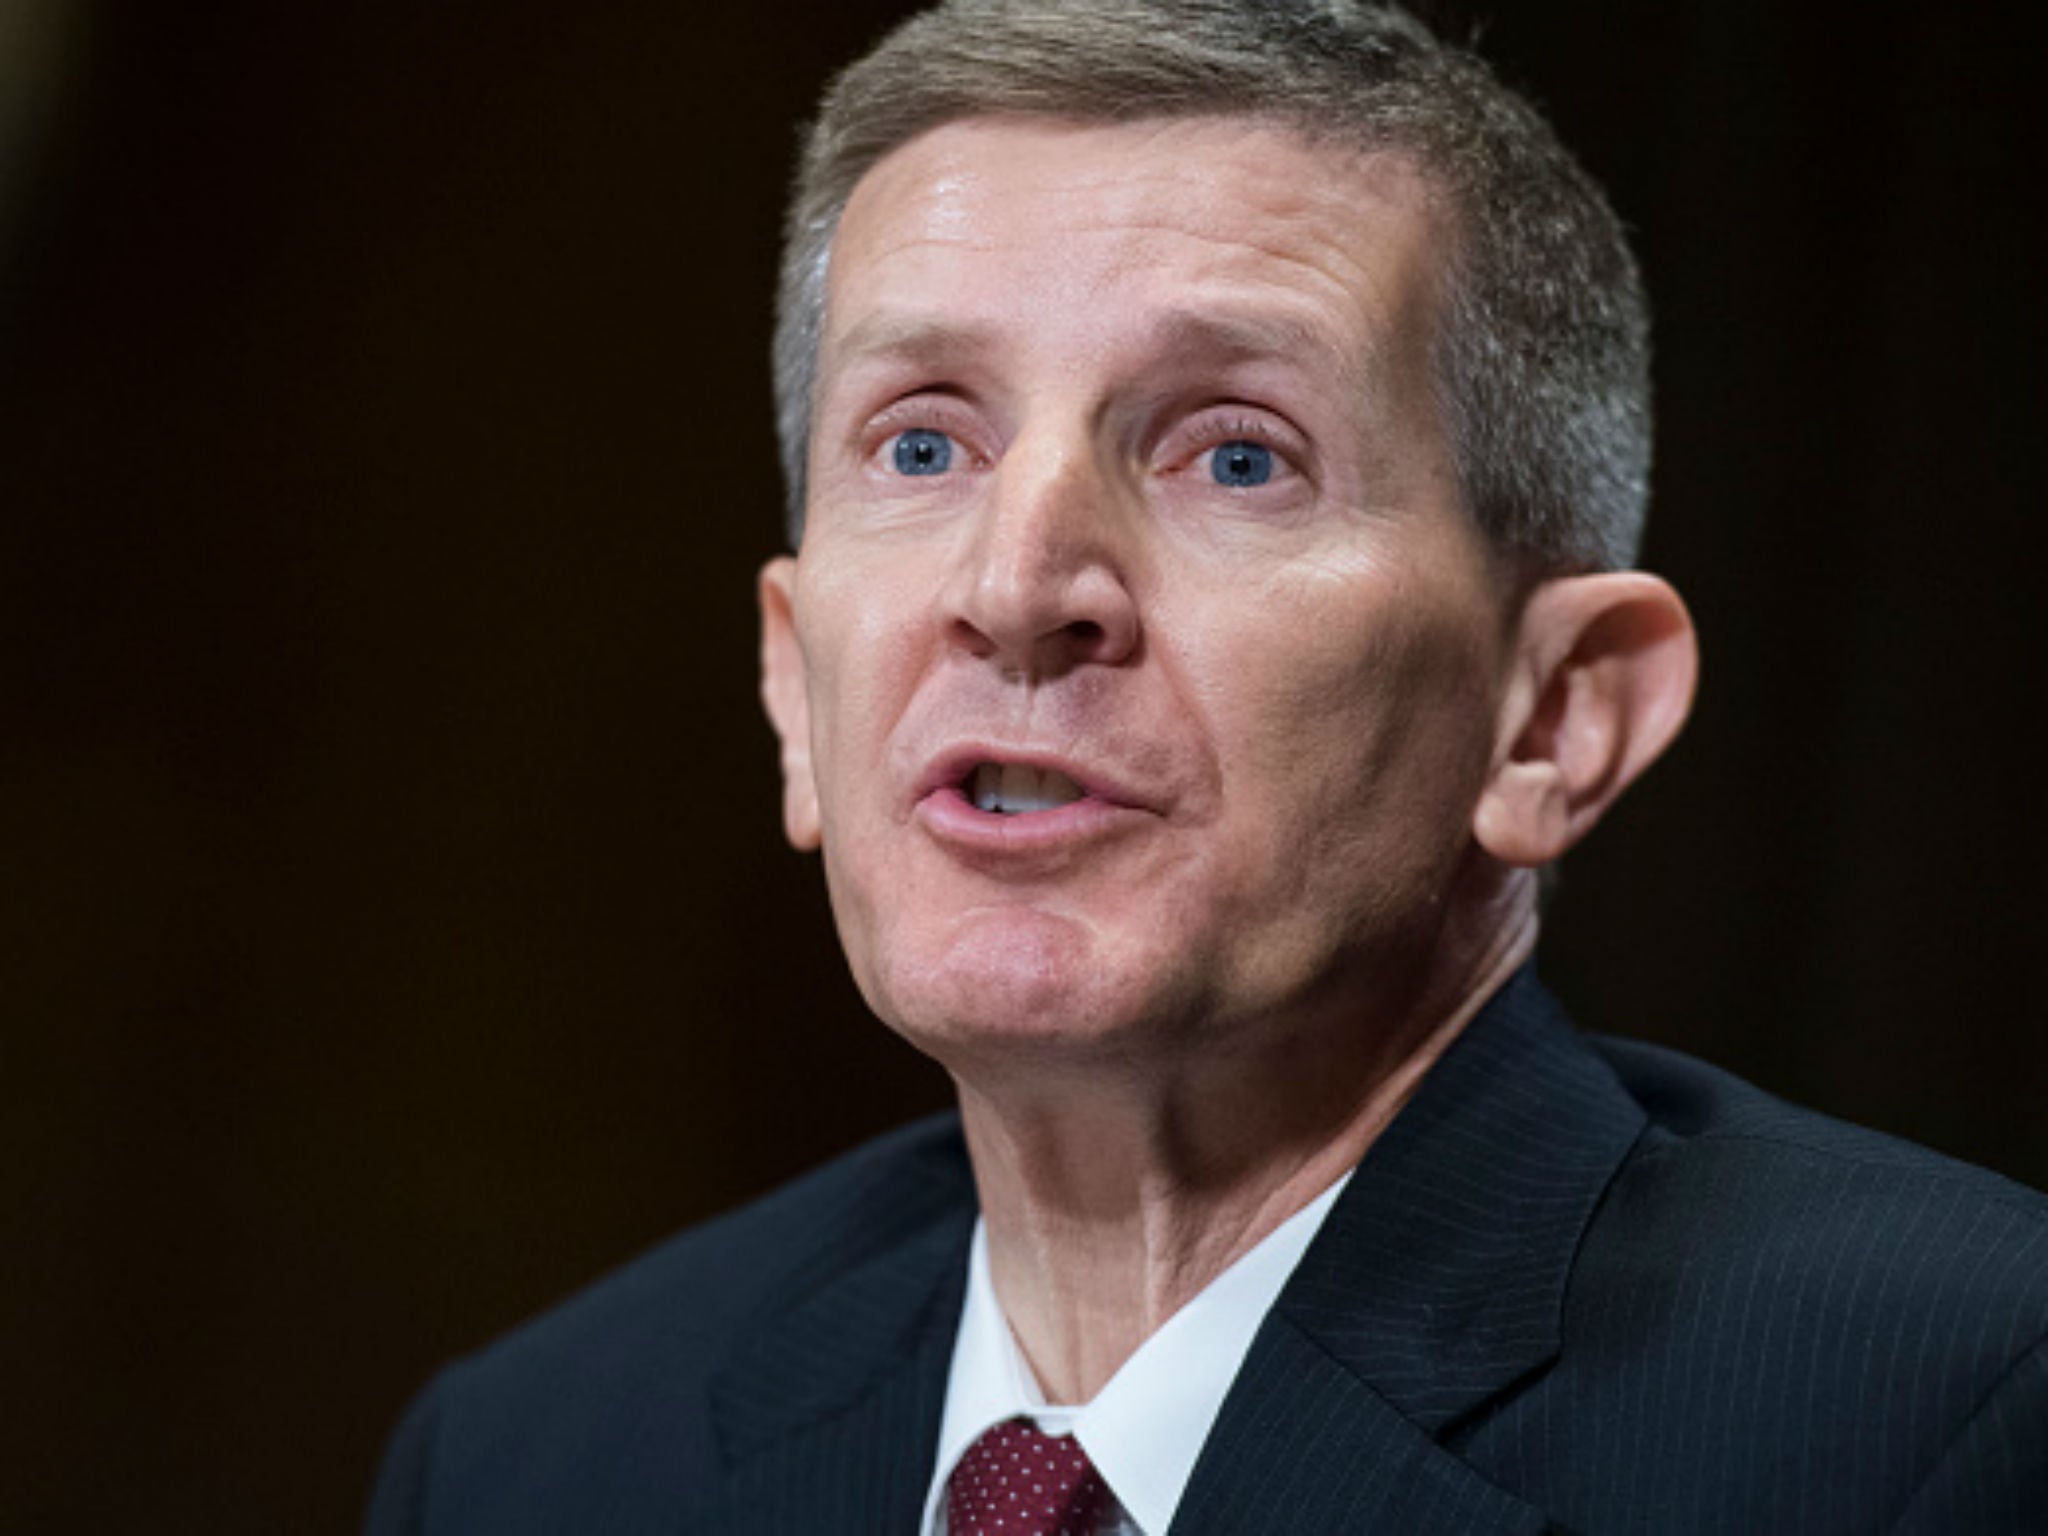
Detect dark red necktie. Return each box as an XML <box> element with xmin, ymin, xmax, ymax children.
<box><xmin>945</xmin><ymin>1417</ymin><xmax>1112</xmax><ymax>1535</ymax></box>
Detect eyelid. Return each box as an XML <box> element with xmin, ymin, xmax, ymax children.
<box><xmin>861</xmin><ymin>392</ymin><xmax>985</xmax><ymax>469</ymax></box>
<box><xmin>1169</xmin><ymin>406</ymin><xmax>1313</xmax><ymax>481</ymax></box>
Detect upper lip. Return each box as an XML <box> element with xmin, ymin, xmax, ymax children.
<box><xmin>912</xmin><ymin>742</ymin><xmax>1148</xmax><ymax>811</ymax></box>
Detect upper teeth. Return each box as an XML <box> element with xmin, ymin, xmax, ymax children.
<box><xmin>970</xmin><ymin>762</ymin><xmax>1085</xmax><ymax>815</ymax></box>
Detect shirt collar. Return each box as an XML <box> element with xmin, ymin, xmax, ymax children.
<box><xmin>921</xmin><ymin>1173</ymin><xmax>1350</xmax><ymax>1536</ymax></box>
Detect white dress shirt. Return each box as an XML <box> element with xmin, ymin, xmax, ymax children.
<box><xmin>920</xmin><ymin>1173</ymin><xmax>1351</xmax><ymax>1536</ymax></box>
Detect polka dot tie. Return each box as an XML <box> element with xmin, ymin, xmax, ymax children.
<box><xmin>944</xmin><ymin>1417</ymin><xmax>1111</xmax><ymax>1536</ymax></box>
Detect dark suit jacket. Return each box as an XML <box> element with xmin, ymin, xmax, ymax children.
<box><xmin>366</xmin><ymin>970</ymin><xmax>2048</xmax><ymax>1533</ymax></box>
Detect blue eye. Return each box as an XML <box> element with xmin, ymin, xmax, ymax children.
<box><xmin>891</xmin><ymin>428</ymin><xmax>953</xmax><ymax>476</ymax></box>
<box><xmin>1209</xmin><ymin>440</ymin><xmax>1274</xmax><ymax>488</ymax></box>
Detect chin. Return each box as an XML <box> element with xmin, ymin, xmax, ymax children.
<box><xmin>860</xmin><ymin>906</ymin><xmax>1180</xmax><ymax>1068</ymax></box>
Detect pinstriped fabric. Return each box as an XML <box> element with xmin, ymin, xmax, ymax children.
<box><xmin>1172</xmin><ymin>970</ymin><xmax>2048</xmax><ymax>1532</ymax></box>
<box><xmin>1173</xmin><ymin>1321</ymin><xmax>1545</xmax><ymax>1533</ymax></box>
<box><xmin>710</xmin><ymin>1202</ymin><xmax>967</xmax><ymax>1465</ymax></box>
<box><xmin>1892</xmin><ymin>1337</ymin><xmax>2048</xmax><ymax>1533</ymax></box>
<box><xmin>719</xmin><ymin>1324</ymin><xmax>954</xmax><ymax>1534</ymax></box>
<box><xmin>710</xmin><ymin>1138</ymin><xmax>972</xmax><ymax>1533</ymax></box>
<box><xmin>1461</xmin><ymin>1137</ymin><xmax>2048</xmax><ymax>1533</ymax></box>
<box><xmin>1423</xmin><ymin>998</ymin><xmax>2048</xmax><ymax>1534</ymax></box>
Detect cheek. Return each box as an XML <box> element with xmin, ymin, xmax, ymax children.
<box><xmin>795</xmin><ymin>560</ymin><xmax>923</xmax><ymax>816</ymax></box>
<box><xmin>1206</xmin><ymin>582</ymin><xmax>1499</xmax><ymax>916</ymax></box>
<box><xmin>792</xmin><ymin>553</ymin><xmax>949</xmax><ymax>1010</ymax></box>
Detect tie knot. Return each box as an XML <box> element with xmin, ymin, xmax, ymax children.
<box><xmin>945</xmin><ymin>1417</ymin><xmax>1110</xmax><ymax>1536</ymax></box>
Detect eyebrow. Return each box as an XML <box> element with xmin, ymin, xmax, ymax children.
<box><xmin>823</xmin><ymin>315</ymin><xmax>1001</xmax><ymax>389</ymax></box>
<box><xmin>1141</xmin><ymin>309</ymin><xmax>1358</xmax><ymax>377</ymax></box>
<box><xmin>824</xmin><ymin>307</ymin><xmax>1365</xmax><ymax>394</ymax></box>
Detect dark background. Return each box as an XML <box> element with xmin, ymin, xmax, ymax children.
<box><xmin>3</xmin><ymin>0</ymin><xmax>2042</xmax><ymax>1528</ymax></box>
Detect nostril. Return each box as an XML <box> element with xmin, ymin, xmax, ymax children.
<box><xmin>1066</xmin><ymin>619</ymin><xmax>1105</xmax><ymax>646</ymax></box>
<box><xmin>948</xmin><ymin>614</ymin><xmax>1000</xmax><ymax>659</ymax></box>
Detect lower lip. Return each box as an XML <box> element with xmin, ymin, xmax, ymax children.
<box><xmin>915</xmin><ymin>785</ymin><xmax>1143</xmax><ymax>858</ymax></box>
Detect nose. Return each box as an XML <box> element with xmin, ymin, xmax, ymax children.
<box><xmin>942</xmin><ymin>431</ymin><xmax>1140</xmax><ymax>679</ymax></box>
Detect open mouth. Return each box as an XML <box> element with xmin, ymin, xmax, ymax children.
<box><xmin>965</xmin><ymin>761</ymin><xmax>1088</xmax><ymax>816</ymax></box>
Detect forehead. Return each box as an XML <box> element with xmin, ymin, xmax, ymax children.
<box><xmin>822</xmin><ymin>115</ymin><xmax>1448</xmax><ymax>386</ymax></box>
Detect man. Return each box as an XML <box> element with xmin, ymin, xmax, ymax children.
<box><xmin>368</xmin><ymin>2</ymin><xmax>2048</xmax><ymax>1531</ymax></box>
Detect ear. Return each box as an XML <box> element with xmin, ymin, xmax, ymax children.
<box><xmin>758</xmin><ymin>556</ymin><xmax>822</xmax><ymax>851</ymax></box>
<box><xmin>1473</xmin><ymin>572</ymin><xmax>1697</xmax><ymax>866</ymax></box>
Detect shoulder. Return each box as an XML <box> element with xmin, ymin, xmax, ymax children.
<box><xmin>462</xmin><ymin>1109</ymin><xmax>971</xmax><ymax>1393</ymax></box>
<box><xmin>365</xmin><ymin>1112</ymin><xmax>974</xmax><ymax>1534</ymax></box>
<box><xmin>1590</xmin><ymin>1032</ymin><xmax>2048</xmax><ymax>1267</ymax></box>
<box><xmin>1543</xmin><ymin>1035</ymin><xmax>2048</xmax><ymax>1529</ymax></box>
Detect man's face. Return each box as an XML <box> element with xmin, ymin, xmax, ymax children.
<box><xmin>762</xmin><ymin>117</ymin><xmax>1517</xmax><ymax>1072</ymax></box>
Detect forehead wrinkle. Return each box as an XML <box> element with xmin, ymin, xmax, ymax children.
<box><xmin>831</xmin><ymin>220</ymin><xmax>1380</xmax><ymax>372</ymax></box>
<box><xmin>1071</xmin><ymin>212</ymin><xmax>1383</xmax><ymax>308</ymax></box>
<box><xmin>824</xmin><ymin>122</ymin><xmax>1441</xmax><ymax>438</ymax></box>
<box><xmin>1121</xmin><ymin>307</ymin><xmax>1377</xmax><ymax>411</ymax></box>
<box><xmin>823</xmin><ymin>312</ymin><xmax>1003</xmax><ymax>387</ymax></box>
<box><xmin>863</xmin><ymin>130</ymin><xmax>1405</xmax><ymax>279</ymax></box>
<box><xmin>821</xmin><ymin>302</ymin><xmax>1377</xmax><ymax>430</ymax></box>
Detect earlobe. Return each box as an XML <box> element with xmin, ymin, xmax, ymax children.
<box><xmin>758</xmin><ymin>557</ymin><xmax>822</xmax><ymax>851</ymax></box>
<box><xmin>1473</xmin><ymin>572</ymin><xmax>1698</xmax><ymax>867</ymax></box>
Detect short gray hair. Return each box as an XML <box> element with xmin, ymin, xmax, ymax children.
<box><xmin>772</xmin><ymin>0</ymin><xmax>1650</xmax><ymax>573</ymax></box>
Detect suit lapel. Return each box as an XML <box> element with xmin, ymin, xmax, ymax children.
<box><xmin>1173</xmin><ymin>1319</ymin><xmax>1549</xmax><ymax>1533</ymax></box>
<box><xmin>711</xmin><ymin>1124</ymin><xmax>976</xmax><ymax>1535</ymax></box>
<box><xmin>1176</xmin><ymin>968</ymin><xmax>1645</xmax><ymax>1531</ymax></box>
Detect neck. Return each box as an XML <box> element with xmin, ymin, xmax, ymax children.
<box><xmin>953</xmin><ymin>895</ymin><xmax>1537</xmax><ymax>1404</ymax></box>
